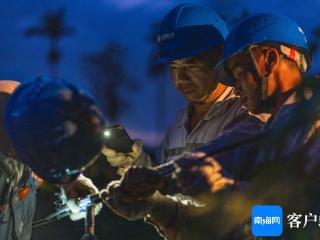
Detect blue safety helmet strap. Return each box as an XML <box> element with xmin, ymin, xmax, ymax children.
<box><xmin>219</xmin><ymin>13</ymin><xmax>311</xmax><ymax>86</ymax></box>
<box><xmin>5</xmin><ymin>78</ymin><xmax>105</xmax><ymax>184</ymax></box>
<box><xmin>156</xmin><ymin>3</ymin><xmax>228</xmax><ymax>65</ymax></box>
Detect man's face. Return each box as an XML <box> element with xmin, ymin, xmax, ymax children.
<box><xmin>169</xmin><ymin>48</ymin><xmax>222</xmax><ymax>103</ymax></box>
<box><xmin>227</xmin><ymin>48</ymin><xmax>266</xmax><ymax>113</ymax></box>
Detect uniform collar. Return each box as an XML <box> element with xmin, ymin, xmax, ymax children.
<box><xmin>177</xmin><ymin>86</ymin><xmax>236</xmax><ymax>127</ymax></box>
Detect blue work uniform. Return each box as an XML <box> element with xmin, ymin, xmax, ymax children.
<box><xmin>0</xmin><ymin>152</ymin><xmax>37</xmax><ymax>240</ymax></box>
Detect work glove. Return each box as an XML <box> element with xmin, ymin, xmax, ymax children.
<box><xmin>102</xmin><ymin>139</ymin><xmax>143</xmax><ymax>176</ymax></box>
<box><xmin>99</xmin><ymin>180</ymin><xmax>157</xmax><ymax>221</ymax></box>
<box><xmin>121</xmin><ymin>166</ymin><xmax>164</xmax><ymax>200</ymax></box>
<box><xmin>61</xmin><ymin>174</ymin><xmax>102</xmax><ymax>221</ymax></box>
<box><xmin>175</xmin><ymin>152</ymin><xmax>235</xmax><ymax>197</ymax></box>
<box><xmin>65</xmin><ymin>197</ymin><xmax>102</xmax><ymax>222</ymax></box>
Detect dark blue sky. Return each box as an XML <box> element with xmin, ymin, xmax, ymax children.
<box><xmin>0</xmin><ymin>0</ymin><xmax>319</xmax><ymax>146</ymax></box>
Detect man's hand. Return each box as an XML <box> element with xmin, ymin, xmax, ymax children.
<box><xmin>102</xmin><ymin>139</ymin><xmax>143</xmax><ymax>176</ymax></box>
<box><xmin>61</xmin><ymin>174</ymin><xmax>102</xmax><ymax>221</ymax></box>
<box><xmin>62</xmin><ymin>174</ymin><xmax>99</xmax><ymax>199</ymax></box>
<box><xmin>175</xmin><ymin>152</ymin><xmax>235</xmax><ymax>196</ymax></box>
<box><xmin>121</xmin><ymin>166</ymin><xmax>165</xmax><ymax>200</ymax></box>
<box><xmin>100</xmin><ymin>180</ymin><xmax>156</xmax><ymax>221</ymax></box>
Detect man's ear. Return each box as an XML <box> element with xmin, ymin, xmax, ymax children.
<box><xmin>265</xmin><ymin>48</ymin><xmax>279</xmax><ymax>74</ymax></box>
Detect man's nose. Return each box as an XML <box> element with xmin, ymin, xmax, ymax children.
<box><xmin>176</xmin><ymin>70</ymin><xmax>190</xmax><ymax>83</ymax></box>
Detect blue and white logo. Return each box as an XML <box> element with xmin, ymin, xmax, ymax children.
<box><xmin>252</xmin><ymin>205</ymin><xmax>283</xmax><ymax>237</ymax></box>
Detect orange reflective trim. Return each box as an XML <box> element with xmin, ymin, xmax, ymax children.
<box><xmin>36</xmin><ymin>178</ymin><xmax>44</xmax><ymax>189</ymax></box>
<box><xmin>18</xmin><ymin>187</ymin><xmax>30</xmax><ymax>200</ymax></box>
<box><xmin>32</xmin><ymin>172</ymin><xmax>44</xmax><ymax>189</ymax></box>
<box><xmin>18</xmin><ymin>173</ymin><xmax>44</xmax><ymax>200</ymax></box>
<box><xmin>289</xmin><ymin>48</ymin><xmax>296</xmax><ymax>60</ymax></box>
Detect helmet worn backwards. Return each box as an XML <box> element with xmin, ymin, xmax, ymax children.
<box><xmin>156</xmin><ymin>3</ymin><xmax>228</xmax><ymax>64</ymax></box>
<box><xmin>220</xmin><ymin>13</ymin><xmax>311</xmax><ymax>86</ymax></box>
<box><xmin>5</xmin><ymin>77</ymin><xmax>105</xmax><ymax>184</ymax></box>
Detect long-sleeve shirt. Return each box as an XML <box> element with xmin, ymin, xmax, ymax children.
<box><xmin>135</xmin><ymin>87</ymin><xmax>246</xmax><ymax>168</ymax></box>
<box><xmin>155</xmin><ymin>87</ymin><xmax>245</xmax><ymax>165</ymax></box>
<box><xmin>144</xmin><ymin>87</ymin><xmax>268</xmax><ymax>240</ymax></box>
<box><xmin>251</xmin><ymin>91</ymin><xmax>320</xmax><ymax>239</ymax></box>
<box><xmin>223</xmin><ymin>83</ymin><xmax>320</xmax><ymax>239</ymax></box>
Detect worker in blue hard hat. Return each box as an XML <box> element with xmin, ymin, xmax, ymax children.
<box><xmin>175</xmin><ymin>12</ymin><xmax>311</xmax><ymax>191</ymax></box>
<box><xmin>0</xmin><ymin>78</ymin><xmax>103</xmax><ymax>240</ymax></box>
<box><xmin>101</xmin><ymin>4</ymin><xmax>268</xmax><ymax>240</ymax></box>
<box><xmin>103</xmin><ymin>2</ymin><xmax>244</xmax><ymax>177</ymax></box>
<box><xmin>172</xmin><ymin>13</ymin><xmax>320</xmax><ymax>238</ymax></box>
<box><xmin>103</xmin><ymin>3</ymin><xmax>242</xmax><ymax>174</ymax></box>
<box><xmin>5</xmin><ymin>78</ymin><xmax>105</xmax><ymax>185</ymax></box>
<box><xmin>221</xmin><ymin>12</ymin><xmax>310</xmax><ymax>114</ymax></box>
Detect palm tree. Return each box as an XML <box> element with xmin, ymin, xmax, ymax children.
<box><xmin>24</xmin><ymin>9</ymin><xmax>74</xmax><ymax>79</ymax></box>
<box><xmin>82</xmin><ymin>41</ymin><xmax>139</xmax><ymax>122</ymax></box>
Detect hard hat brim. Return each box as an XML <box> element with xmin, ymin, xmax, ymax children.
<box><xmin>154</xmin><ymin>42</ymin><xmax>221</xmax><ymax>65</ymax></box>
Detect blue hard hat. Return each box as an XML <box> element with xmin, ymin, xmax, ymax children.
<box><xmin>5</xmin><ymin>78</ymin><xmax>105</xmax><ymax>184</ymax></box>
<box><xmin>156</xmin><ymin>3</ymin><xmax>228</xmax><ymax>64</ymax></box>
<box><xmin>220</xmin><ymin>13</ymin><xmax>311</xmax><ymax>86</ymax></box>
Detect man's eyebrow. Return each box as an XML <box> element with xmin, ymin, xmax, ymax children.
<box><xmin>170</xmin><ymin>56</ymin><xmax>200</xmax><ymax>66</ymax></box>
<box><xmin>171</xmin><ymin>60</ymin><xmax>195</xmax><ymax>66</ymax></box>
<box><xmin>183</xmin><ymin>57</ymin><xmax>199</xmax><ymax>64</ymax></box>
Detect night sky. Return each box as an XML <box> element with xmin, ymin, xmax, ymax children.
<box><xmin>0</xmin><ymin>0</ymin><xmax>319</xmax><ymax>146</ymax></box>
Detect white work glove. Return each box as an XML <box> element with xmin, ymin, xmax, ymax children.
<box><xmin>99</xmin><ymin>180</ymin><xmax>156</xmax><ymax>221</ymax></box>
<box><xmin>66</xmin><ymin>198</ymin><xmax>102</xmax><ymax>222</ymax></box>
<box><xmin>102</xmin><ymin>139</ymin><xmax>143</xmax><ymax>176</ymax></box>
<box><xmin>61</xmin><ymin>174</ymin><xmax>102</xmax><ymax>221</ymax></box>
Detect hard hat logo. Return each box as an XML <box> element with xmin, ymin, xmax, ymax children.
<box><xmin>157</xmin><ymin>32</ymin><xmax>175</xmax><ymax>43</ymax></box>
